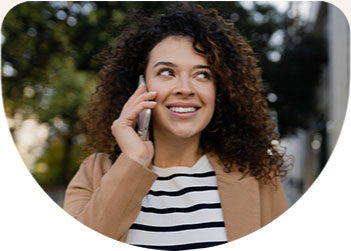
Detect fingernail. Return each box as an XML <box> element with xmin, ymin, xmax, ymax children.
<box><xmin>149</xmin><ymin>91</ymin><xmax>157</xmax><ymax>95</ymax></box>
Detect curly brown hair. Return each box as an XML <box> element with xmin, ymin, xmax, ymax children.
<box><xmin>84</xmin><ymin>4</ymin><xmax>291</xmax><ymax>183</ymax></box>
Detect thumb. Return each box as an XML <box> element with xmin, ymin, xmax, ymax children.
<box><xmin>144</xmin><ymin>140</ymin><xmax>154</xmax><ymax>149</ymax></box>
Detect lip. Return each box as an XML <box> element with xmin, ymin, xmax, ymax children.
<box><xmin>166</xmin><ymin>102</ymin><xmax>201</xmax><ymax>108</ymax></box>
<box><xmin>165</xmin><ymin>102</ymin><xmax>201</xmax><ymax>119</ymax></box>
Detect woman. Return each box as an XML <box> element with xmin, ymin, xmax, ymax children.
<box><xmin>64</xmin><ymin>4</ymin><xmax>290</xmax><ymax>250</ymax></box>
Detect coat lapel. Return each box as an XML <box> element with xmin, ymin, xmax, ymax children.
<box><xmin>207</xmin><ymin>153</ymin><xmax>261</xmax><ymax>241</ymax></box>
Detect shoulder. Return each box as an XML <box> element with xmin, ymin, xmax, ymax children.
<box><xmin>208</xmin><ymin>152</ymin><xmax>287</xmax><ymax>204</ymax></box>
<box><xmin>73</xmin><ymin>152</ymin><xmax>158</xmax><ymax>190</ymax></box>
<box><xmin>70</xmin><ymin>153</ymin><xmax>113</xmax><ymax>190</ymax></box>
<box><xmin>81</xmin><ymin>153</ymin><xmax>113</xmax><ymax>172</ymax></box>
<box><xmin>258</xmin><ymin>175</ymin><xmax>288</xmax><ymax>225</ymax></box>
<box><xmin>207</xmin><ymin>152</ymin><xmax>253</xmax><ymax>181</ymax></box>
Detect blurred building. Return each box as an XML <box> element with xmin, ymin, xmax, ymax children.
<box><xmin>282</xmin><ymin>2</ymin><xmax>349</xmax><ymax>206</ymax></box>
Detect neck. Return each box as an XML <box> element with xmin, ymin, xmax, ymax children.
<box><xmin>152</xmin><ymin>131</ymin><xmax>203</xmax><ymax>168</ymax></box>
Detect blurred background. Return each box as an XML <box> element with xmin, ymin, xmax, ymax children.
<box><xmin>1</xmin><ymin>1</ymin><xmax>349</xmax><ymax>207</ymax></box>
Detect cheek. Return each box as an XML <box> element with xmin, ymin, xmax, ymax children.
<box><xmin>148</xmin><ymin>85</ymin><xmax>168</xmax><ymax>102</ymax></box>
<box><xmin>201</xmin><ymin>88</ymin><xmax>216</xmax><ymax>111</ymax></box>
<box><xmin>208</xmin><ymin>96</ymin><xmax>216</xmax><ymax>116</ymax></box>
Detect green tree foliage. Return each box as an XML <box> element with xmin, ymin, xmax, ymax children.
<box><xmin>1</xmin><ymin>2</ymin><xmax>326</xmax><ymax>187</ymax></box>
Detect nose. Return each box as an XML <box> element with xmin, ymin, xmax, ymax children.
<box><xmin>173</xmin><ymin>76</ymin><xmax>194</xmax><ymax>96</ymax></box>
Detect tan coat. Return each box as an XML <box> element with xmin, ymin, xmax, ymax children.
<box><xmin>64</xmin><ymin>152</ymin><xmax>288</xmax><ymax>243</ymax></box>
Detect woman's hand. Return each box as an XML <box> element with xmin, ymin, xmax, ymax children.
<box><xmin>111</xmin><ymin>84</ymin><xmax>157</xmax><ymax>168</ymax></box>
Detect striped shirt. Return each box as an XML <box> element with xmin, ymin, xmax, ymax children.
<box><xmin>126</xmin><ymin>155</ymin><xmax>227</xmax><ymax>250</ymax></box>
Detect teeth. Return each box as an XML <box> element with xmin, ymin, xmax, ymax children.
<box><xmin>169</xmin><ymin>107</ymin><xmax>197</xmax><ymax>113</ymax></box>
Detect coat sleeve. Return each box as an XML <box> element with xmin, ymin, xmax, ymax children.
<box><xmin>63</xmin><ymin>153</ymin><xmax>158</xmax><ymax>242</ymax></box>
<box><xmin>259</xmin><ymin>177</ymin><xmax>288</xmax><ymax>227</ymax></box>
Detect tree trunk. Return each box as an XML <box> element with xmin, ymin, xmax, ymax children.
<box><xmin>61</xmin><ymin>135</ymin><xmax>73</xmax><ymax>186</ymax></box>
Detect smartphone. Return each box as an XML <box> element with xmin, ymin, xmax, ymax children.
<box><xmin>137</xmin><ymin>75</ymin><xmax>152</xmax><ymax>141</ymax></box>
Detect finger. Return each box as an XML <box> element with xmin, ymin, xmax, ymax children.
<box><xmin>135</xmin><ymin>82</ymin><xmax>147</xmax><ymax>95</ymax></box>
<box><xmin>119</xmin><ymin>99</ymin><xmax>157</xmax><ymax>123</ymax></box>
<box><xmin>121</xmin><ymin>91</ymin><xmax>157</xmax><ymax>116</ymax></box>
<box><xmin>127</xmin><ymin>101</ymin><xmax>157</xmax><ymax>120</ymax></box>
<box><xmin>124</xmin><ymin>83</ymin><xmax>147</xmax><ymax>107</ymax></box>
<box><xmin>125</xmin><ymin>90</ymin><xmax>157</xmax><ymax>111</ymax></box>
<box><xmin>135</xmin><ymin>91</ymin><xmax>157</xmax><ymax>103</ymax></box>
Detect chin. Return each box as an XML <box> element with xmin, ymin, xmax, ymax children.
<box><xmin>174</xmin><ymin>132</ymin><xmax>197</xmax><ymax>139</ymax></box>
<box><xmin>153</xmin><ymin>119</ymin><xmax>208</xmax><ymax>139</ymax></box>
<box><xmin>169</xmin><ymin>127</ymin><xmax>202</xmax><ymax>139</ymax></box>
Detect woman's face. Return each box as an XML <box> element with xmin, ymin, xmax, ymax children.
<box><xmin>145</xmin><ymin>36</ymin><xmax>216</xmax><ymax>140</ymax></box>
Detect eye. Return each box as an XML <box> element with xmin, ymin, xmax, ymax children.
<box><xmin>157</xmin><ymin>68</ymin><xmax>175</xmax><ymax>77</ymax></box>
<box><xmin>196</xmin><ymin>71</ymin><xmax>212</xmax><ymax>80</ymax></box>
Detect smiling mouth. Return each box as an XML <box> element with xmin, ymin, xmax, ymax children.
<box><xmin>167</xmin><ymin>106</ymin><xmax>200</xmax><ymax>113</ymax></box>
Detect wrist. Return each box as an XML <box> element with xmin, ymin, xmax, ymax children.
<box><xmin>125</xmin><ymin>153</ymin><xmax>152</xmax><ymax>169</ymax></box>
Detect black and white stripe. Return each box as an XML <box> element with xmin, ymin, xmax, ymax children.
<box><xmin>156</xmin><ymin>171</ymin><xmax>216</xmax><ymax>181</ymax></box>
<box><xmin>126</xmin><ymin>155</ymin><xmax>227</xmax><ymax>250</ymax></box>
<box><xmin>134</xmin><ymin>241</ymin><xmax>227</xmax><ymax>250</ymax></box>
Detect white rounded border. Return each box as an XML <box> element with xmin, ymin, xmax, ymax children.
<box><xmin>0</xmin><ymin>1</ymin><xmax>350</xmax><ymax>250</ymax></box>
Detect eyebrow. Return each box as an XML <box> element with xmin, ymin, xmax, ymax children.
<box><xmin>153</xmin><ymin>62</ymin><xmax>176</xmax><ymax>68</ymax></box>
<box><xmin>153</xmin><ymin>61</ymin><xmax>211</xmax><ymax>70</ymax></box>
